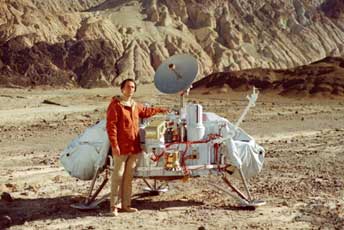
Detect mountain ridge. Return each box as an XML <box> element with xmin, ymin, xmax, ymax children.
<box><xmin>0</xmin><ymin>0</ymin><xmax>343</xmax><ymax>89</ymax></box>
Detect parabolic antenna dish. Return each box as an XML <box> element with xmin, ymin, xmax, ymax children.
<box><xmin>154</xmin><ymin>54</ymin><xmax>198</xmax><ymax>94</ymax></box>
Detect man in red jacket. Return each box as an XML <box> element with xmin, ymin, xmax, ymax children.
<box><xmin>106</xmin><ymin>78</ymin><xmax>168</xmax><ymax>216</ymax></box>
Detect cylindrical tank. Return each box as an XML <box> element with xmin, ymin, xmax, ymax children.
<box><xmin>186</xmin><ymin>104</ymin><xmax>205</xmax><ymax>141</ymax></box>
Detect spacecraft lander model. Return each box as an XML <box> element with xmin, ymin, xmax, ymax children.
<box><xmin>60</xmin><ymin>54</ymin><xmax>266</xmax><ymax>210</ymax></box>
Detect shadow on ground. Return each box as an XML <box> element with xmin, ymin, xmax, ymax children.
<box><xmin>0</xmin><ymin>194</ymin><xmax>207</xmax><ymax>228</ymax></box>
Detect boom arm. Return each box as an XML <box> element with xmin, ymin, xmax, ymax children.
<box><xmin>213</xmin><ymin>87</ymin><xmax>259</xmax><ymax>144</ymax></box>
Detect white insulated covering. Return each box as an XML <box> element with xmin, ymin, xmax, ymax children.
<box><xmin>60</xmin><ymin>120</ymin><xmax>110</xmax><ymax>180</ymax></box>
<box><xmin>203</xmin><ymin>112</ymin><xmax>265</xmax><ymax>179</ymax></box>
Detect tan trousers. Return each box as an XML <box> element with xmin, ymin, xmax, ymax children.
<box><xmin>110</xmin><ymin>154</ymin><xmax>139</xmax><ymax>209</ymax></box>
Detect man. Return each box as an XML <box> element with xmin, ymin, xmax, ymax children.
<box><xmin>106</xmin><ymin>79</ymin><xmax>168</xmax><ymax>216</ymax></box>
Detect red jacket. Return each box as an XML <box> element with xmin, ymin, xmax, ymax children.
<box><xmin>106</xmin><ymin>97</ymin><xmax>166</xmax><ymax>155</ymax></box>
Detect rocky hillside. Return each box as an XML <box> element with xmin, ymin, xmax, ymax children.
<box><xmin>0</xmin><ymin>0</ymin><xmax>344</xmax><ymax>88</ymax></box>
<box><xmin>193</xmin><ymin>56</ymin><xmax>344</xmax><ymax>97</ymax></box>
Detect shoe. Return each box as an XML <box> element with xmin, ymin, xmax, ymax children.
<box><xmin>120</xmin><ymin>207</ymin><xmax>138</xmax><ymax>213</ymax></box>
<box><xmin>105</xmin><ymin>207</ymin><xmax>118</xmax><ymax>217</ymax></box>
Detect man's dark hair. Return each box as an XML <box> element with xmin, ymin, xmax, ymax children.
<box><xmin>120</xmin><ymin>78</ymin><xmax>137</xmax><ymax>92</ymax></box>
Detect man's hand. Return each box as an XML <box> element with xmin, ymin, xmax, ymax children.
<box><xmin>112</xmin><ymin>146</ymin><xmax>120</xmax><ymax>156</ymax></box>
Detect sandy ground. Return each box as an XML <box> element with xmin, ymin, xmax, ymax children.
<box><xmin>0</xmin><ymin>85</ymin><xmax>343</xmax><ymax>229</ymax></box>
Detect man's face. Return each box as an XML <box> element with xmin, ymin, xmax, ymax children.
<box><xmin>122</xmin><ymin>81</ymin><xmax>135</xmax><ymax>97</ymax></box>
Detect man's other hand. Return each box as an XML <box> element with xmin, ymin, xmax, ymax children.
<box><xmin>112</xmin><ymin>146</ymin><xmax>120</xmax><ymax>156</ymax></box>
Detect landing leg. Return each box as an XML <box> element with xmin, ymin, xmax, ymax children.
<box><xmin>210</xmin><ymin>172</ymin><xmax>266</xmax><ymax>208</ymax></box>
<box><xmin>142</xmin><ymin>178</ymin><xmax>168</xmax><ymax>195</ymax></box>
<box><xmin>71</xmin><ymin>168</ymin><xmax>110</xmax><ymax>210</ymax></box>
<box><xmin>238</xmin><ymin>168</ymin><xmax>265</xmax><ymax>207</ymax></box>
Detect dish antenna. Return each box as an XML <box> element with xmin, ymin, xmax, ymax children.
<box><xmin>154</xmin><ymin>54</ymin><xmax>198</xmax><ymax>94</ymax></box>
<box><xmin>154</xmin><ymin>54</ymin><xmax>198</xmax><ymax>108</ymax></box>
<box><xmin>154</xmin><ymin>54</ymin><xmax>198</xmax><ymax>107</ymax></box>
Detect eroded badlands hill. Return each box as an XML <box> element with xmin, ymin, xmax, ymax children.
<box><xmin>193</xmin><ymin>56</ymin><xmax>344</xmax><ymax>97</ymax></box>
<box><xmin>0</xmin><ymin>0</ymin><xmax>343</xmax><ymax>88</ymax></box>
